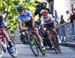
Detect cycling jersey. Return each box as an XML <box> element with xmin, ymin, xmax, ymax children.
<box><xmin>18</xmin><ymin>10</ymin><xmax>34</xmax><ymax>29</ymax></box>
<box><xmin>18</xmin><ymin>10</ymin><xmax>32</xmax><ymax>22</ymax></box>
<box><xmin>40</xmin><ymin>14</ymin><xmax>54</xmax><ymax>31</ymax></box>
<box><xmin>40</xmin><ymin>14</ymin><xmax>54</xmax><ymax>24</ymax></box>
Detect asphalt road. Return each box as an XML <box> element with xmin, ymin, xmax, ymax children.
<box><xmin>2</xmin><ymin>44</ymin><xmax>75</xmax><ymax>58</ymax></box>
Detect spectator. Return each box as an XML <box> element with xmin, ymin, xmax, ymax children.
<box><xmin>70</xmin><ymin>4</ymin><xmax>75</xmax><ymax>15</ymax></box>
<box><xmin>69</xmin><ymin>4</ymin><xmax>75</xmax><ymax>23</ymax></box>
<box><xmin>34</xmin><ymin>1</ymin><xmax>50</xmax><ymax>18</ymax></box>
<box><xmin>34</xmin><ymin>1</ymin><xmax>50</xmax><ymax>25</ymax></box>
<box><xmin>65</xmin><ymin>10</ymin><xmax>70</xmax><ymax>22</ymax></box>
<box><xmin>60</xmin><ymin>15</ymin><xmax>65</xmax><ymax>24</ymax></box>
<box><xmin>69</xmin><ymin>4</ymin><xmax>75</xmax><ymax>34</ymax></box>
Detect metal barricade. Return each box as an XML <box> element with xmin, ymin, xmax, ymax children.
<box><xmin>58</xmin><ymin>20</ymin><xmax>75</xmax><ymax>42</ymax></box>
<box><xmin>64</xmin><ymin>23</ymin><xmax>73</xmax><ymax>36</ymax></box>
<box><xmin>58</xmin><ymin>24</ymin><xmax>65</xmax><ymax>37</ymax></box>
<box><xmin>73</xmin><ymin>19</ymin><xmax>75</xmax><ymax>35</ymax></box>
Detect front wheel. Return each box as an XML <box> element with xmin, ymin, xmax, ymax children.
<box><xmin>39</xmin><ymin>46</ymin><xmax>46</xmax><ymax>56</ymax></box>
<box><xmin>28</xmin><ymin>35</ymin><xmax>39</xmax><ymax>56</ymax></box>
<box><xmin>36</xmin><ymin>39</ymin><xmax>46</xmax><ymax>56</ymax></box>
<box><xmin>52</xmin><ymin>35</ymin><xmax>61</xmax><ymax>54</ymax></box>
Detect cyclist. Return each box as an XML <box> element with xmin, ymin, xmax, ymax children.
<box><xmin>0</xmin><ymin>11</ymin><xmax>14</xmax><ymax>54</ymax></box>
<box><xmin>40</xmin><ymin>10</ymin><xmax>57</xmax><ymax>48</ymax></box>
<box><xmin>17</xmin><ymin>7</ymin><xmax>45</xmax><ymax>51</ymax></box>
<box><xmin>34</xmin><ymin>2</ymin><xmax>50</xmax><ymax>18</ymax></box>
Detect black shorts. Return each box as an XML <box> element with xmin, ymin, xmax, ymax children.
<box><xmin>44</xmin><ymin>23</ymin><xmax>54</xmax><ymax>31</ymax></box>
<box><xmin>25</xmin><ymin>20</ymin><xmax>36</xmax><ymax>29</ymax></box>
<box><xmin>25</xmin><ymin>20</ymin><xmax>33</xmax><ymax>29</ymax></box>
<box><xmin>0</xmin><ymin>22</ymin><xmax>5</xmax><ymax>28</ymax></box>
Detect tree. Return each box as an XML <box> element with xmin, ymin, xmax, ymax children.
<box><xmin>0</xmin><ymin>0</ymin><xmax>36</xmax><ymax>31</ymax></box>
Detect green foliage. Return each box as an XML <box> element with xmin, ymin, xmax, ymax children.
<box><xmin>1</xmin><ymin>0</ymin><xmax>47</xmax><ymax>31</ymax></box>
<box><xmin>1</xmin><ymin>0</ymin><xmax>36</xmax><ymax>31</ymax></box>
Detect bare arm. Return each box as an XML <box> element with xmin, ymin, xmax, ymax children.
<box><xmin>30</xmin><ymin>16</ymin><xmax>35</xmax><ymax>27</ymax></box>
<box><xmin>67</xmin><ymin>14</ymin><xmax>71</xmax><ymax>21</ymax></box>
<box><xmin>18</xmin><ymin>20</ymin><xmax>23</xmax><ymax>30</ymax></box>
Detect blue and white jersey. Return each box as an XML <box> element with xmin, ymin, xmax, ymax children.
<box><xmin>18</xmin><ymin>10</ymin><xmax>32</xmax><ymax>22</ymax></box>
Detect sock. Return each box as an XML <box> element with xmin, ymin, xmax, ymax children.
<box><xmin>40</xmin><ymin>41</ymin><xmax>44</xmax><ymax>47</ymax></box>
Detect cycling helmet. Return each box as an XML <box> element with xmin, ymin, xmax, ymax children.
<box><xmin>17</xmin><ymin>6</ymin><xmax>25</xmax><ymax>12</ymax></box>
<box><xmin>40</xmin><ymin>10</ymin><xmax>48</xmax><ymax>16</ymax></box>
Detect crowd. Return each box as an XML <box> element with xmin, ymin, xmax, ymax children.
<box><xmin>60</xmin><ymin>4</ymin><xmax>75</xmax><ymax>25</ymax></box>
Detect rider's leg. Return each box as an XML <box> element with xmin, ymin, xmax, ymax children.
<box><xmin>47</xmin><ymin>31</ymin><xmax>51</xmax><ymax>40</ymax></box>
<box><xmin>33</xmin><ymin>28</ymin><xmax>45</xmax><ymax>48</ymax></box>
<box><xmin>34</xmin><ymin>28</ymin><xmax>43</xmax><ymax>44</ymax></box>
<box><xmin>2</xmin><ymin>28</ymin><xmax>12</xmax><ymax>46</ymax></box>
<box><xmin>53</xmin><ymin>28</ymin><xmax>57</xmax><ymax>35</ymax></box>
<box><xmin>47</xmin><ymin>31</ymin><xmax>52</xmax><ymax>48</ymax></box>
<box><xmin>2</xmin><ymin>28</ymin><xmax>14</xmax><ymax>53</ymax></box>
<box><xmin>2</xmin><ymin>28</ymin><xmax>14</xmax><ymax>48</ymax></box>
<box><xmin>52</xmin><ymin>28</ymin><xmax>58</xmax><ymax>42</ymax></box>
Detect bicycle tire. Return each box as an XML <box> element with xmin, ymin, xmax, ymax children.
<box><xmin>36</xmin><ymin>40</ymin><xmax>46</xmax><ymax>56</ymax></box>
<box><xmin>38</xmin><ymin>44</ymin><xmax>46</xmax><ymax>56</ymax></box>
<box><xmin>0</xmin><ymin>43</ymin><xmax>3</xmax><ymax>58</ymax></box>
<box><xmin>28</xmin><ymin>35</ymin><xmax>39</xmax><ymax>56</ymax></box>
<box><xmin>52</xmin><ymin>35</ymin><xmax>61</xmax><ymax>54</ymax></box>
<box><xmin>7</xmin><ymin>38</ymin><xmax>17</xmax><ymax>58</ymax></box>
<box><xmin>55</xmin><ymin>36</ymin><xmax>61</xmax><ymax>54</ymax></box>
